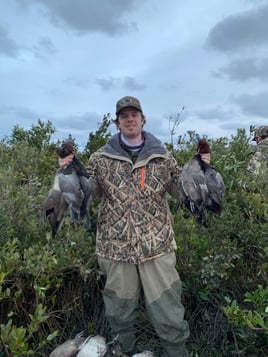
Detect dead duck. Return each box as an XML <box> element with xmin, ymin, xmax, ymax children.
<box><xmin>49</xmin><ymin>334</ymin><xmax>123</xmax><ymax>357</ymax></box>
<box><xmin>40</xmin><ymin>182</ymin><xmax>68</xmax><ymax>236</ymax></box>
<box><xmin>49</xmin><ymin>335</ymin><xmax>84</xmax><ymax>357</ymax></box>
<box><xmin>178</xmin><ymin>139</ymin><xmax>225</xmax><ymax>222</ymax></box>
<box><xmin>40</xmin><ymin>141</ymin><xmax>92</xmax><ymax>235</ymax></box>
<box><xmin>55</xmin><ymin>140</ymin><xmax>92</xmax><ymax>222</ymax></box>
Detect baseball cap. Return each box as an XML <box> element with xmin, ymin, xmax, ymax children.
<box><xmin>252</xmin><ymin>125</ymin><xmax>268</xmax><ymax>141</ymax></box>
<box><xmin>116</xmin><ymin>96</ymin><xmax>143</xmax><ymax>115</ymax></box>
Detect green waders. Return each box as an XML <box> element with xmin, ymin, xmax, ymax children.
<box><xmin>98</xmin><ymin>252</ymin><xmax>189</xmax><ymax>356</ymax></box>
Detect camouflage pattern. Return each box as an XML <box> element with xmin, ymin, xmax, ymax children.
<box><xmin>116</xmin><ymin>96</ymin><xmax>143</xmax><ymax>115</ymax></box>
<box><xmin>248</xmin><ymin>137</ymin><xmax>268</xmax><ymax>174</ymax></box>
<box><xmin>87</xmin><ymin>131</ymin><xmax>181</xmax><ymax>264</ymax></box>
<box><xmin>252</xmin><ymin>125</ymin><xmax>268</xmax><ymax>141</ymax></box>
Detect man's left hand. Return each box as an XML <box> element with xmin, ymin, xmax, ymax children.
<box><xmin>200</xmin><ymin>153</ymin><xmax>211</xmax><ymax>164</ymax></box>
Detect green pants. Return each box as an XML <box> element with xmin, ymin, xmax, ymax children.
<box><xmin>98</xmin><ymin>252</ymin><xmax>189</xmax><ymax>357</ymax></box>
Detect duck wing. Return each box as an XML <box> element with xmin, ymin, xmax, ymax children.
<box><xmin>57</xmin><ymin>164</ymin><xmax>85</xmax><ymax>221</ymax></box>
<box><xmin>178</xmin><ymin>156</ymin><xmax>209</xmax><ymax>219</ymax></box>
<box><xmin>204</xmin><ymin>166</ymin><xmax>225</xmax><ymax>215</ymax></box>
<box><xmin>178</xmin><ymin>155</ymin><xmax>225</xmax><ymax>222</ymax></box>
<box><xmin>72</xmin><ymin>157</ymin><xmax>93</xmax><ymax>222</ymax></box>
<box><xmin>40</xmin><ymin>177</ymin><xmax>69</xmax><ymax>236</ymax></box>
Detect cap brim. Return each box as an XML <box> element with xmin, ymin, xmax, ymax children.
<box><xmin>116</xmin><ymin>106</ymin><xmax>142</xmax><ymax>115</ymax></box>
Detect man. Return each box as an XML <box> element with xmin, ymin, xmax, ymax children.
<box><xmin>248</xmin><ymin>125</ymin><xmax>268</xmax><ymax>174</ymax></box>
<box><xmin>60</xmin><ymin>96</ymin><xmax>210</xmax><ymax>356</ymax></box>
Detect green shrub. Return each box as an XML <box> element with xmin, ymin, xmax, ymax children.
<box><xmin>0</xmin><ymin>121</ymin><xmax>267</xmax><ymax>356</ymax></box>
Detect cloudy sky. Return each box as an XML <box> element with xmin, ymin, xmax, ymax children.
<box><xmin>1</xmin><ymin>0</ymin><xmax>268</xmax><ymax>148</ymax></box>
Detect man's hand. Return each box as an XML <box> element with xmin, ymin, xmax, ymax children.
<box><xmin>200</xmin><ymin>153</ymin><xmax>211</xmax><ymax>164</ymax></box>
<box><xmin>57</xmin><ymin>141</ymin><xmax>75</xmax><ymax>167</ymax></box>
<box><xmin>59</xmin><ymin>153</ymin><xmax>74</xmax><ymax>167</ymax></box>
<box><xmin>197</xmin><ymin>139</ymin><xmax>211</xmax><ymax>164</ymax></box>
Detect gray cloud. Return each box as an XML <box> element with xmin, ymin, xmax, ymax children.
<box><xmin>123</xmin><ymin>76</ymin><xmax>146</xmax><ymax>91</ymax></box>
<box><xmin>94</xmin><ymin>76</ymin><xmax>146</xmax><ymax>91</ymax></box>
<box><xmin>57</xmin><ymin>111</ymin><xmax>101</xmax><ymax>129</ymax></box>
<box><xmin>95</xmin><ymin>76</ymin><xmax>118</xmax><ymax>91</ymax></box>
<box><xmin>196</xmin><ymin>106</ymin><xmax>231</xmax><ymax>121</ymax></box>
<box><xmin>0</xmin><ymin>105</ymin><xmax>43</xmax><ymax>138</ymax></box>
<box><xmin>212</xmin><ymin>57</ymin><xmax>268</xmax><ymax>81</ymax></box>
<box><xmin>64</xmin><ymin>77</ymin><xmax>92</xmax><ymax>88</ymax></box>
<box><xmin>205</xmin><ymin>3</ymin><xmax>268</xmax><ymax>52</ymax></box>
<box><xmin>0</xmin><ymin>105</ymin><xmax>39</xmax><ymax>119</ymax></box>
<box><xmin>64</xmin><ymin>75</ymin><xmax>118</xmax><ymax>91</ymax></box>
<box><xmin>244</xmin><ymin>0</ymin><xmax>267</xmax><ymax>3</ymax></box>
<box><xmin>230</xmin><ymin>91</ymin><xmax>268</xmax><ymax>117</ymax></box>
<box><xmin>20</xmin><ymin>0</ymin><xmax>140</xmax><ymax>35</ymax></box>
<box><xmin>0</xmin><ymin>24</ymin><xmax>20</xmax><ymax>58</ymax></box>
<box><xmin>53</xmin><ymin>111</ymin><xmax>114</xmax><ymax>147</ymax></box>
<box><xmin>33</xmin><ymin>36</ymin><xmax>56</xmax><ymax>58</ymax></box>
<box><xmin>2</xmin><ymin>0</ymin><xmax>267</xmax><ymax>147</ymax></box>
<box><xmin>219</xmin><ymin>121</ymin><xmax>244</xmax><ymax>131</ymax></box>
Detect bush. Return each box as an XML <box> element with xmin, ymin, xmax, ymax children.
<box><xmin>0</xmin><ymin>121</ymin><xmax>267</xmax><ymax>356</ymax></box>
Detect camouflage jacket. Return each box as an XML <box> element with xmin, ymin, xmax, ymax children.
<box><xmin>247</xmin><ymin>137</ymin><xmax>268</xmax><ymax>174</ymax></box>
<box><xmin>87</xmin><ymin>131</ymin><xmax>182</xmax><ymax>264</ymax></box>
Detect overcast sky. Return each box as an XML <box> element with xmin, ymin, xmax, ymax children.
<box><xmin>1</xmin><ymin>0</ymin><xmax>268</xmax><ymax>148</ymax></box>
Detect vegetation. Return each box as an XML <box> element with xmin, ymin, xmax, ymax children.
<box><xmin>0</xmin><ymin>119</ymin><xmax>267</xmax><ymax>356</ymax></box>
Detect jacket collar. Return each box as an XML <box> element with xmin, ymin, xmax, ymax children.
<box><xmin>102</xmin><ymin>131</ymin><xmax>167</xmax><ymax>160</ymax></box>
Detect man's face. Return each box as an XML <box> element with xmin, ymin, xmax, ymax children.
<box><xmin>117</xmin><ymin>108</ymin><xmax>144</xmax><ymax>139</ymax></box>
<box><xmin>255</xmin><ymin>136</ymin><xmax>262</xmax><ymax>144</ymax></box>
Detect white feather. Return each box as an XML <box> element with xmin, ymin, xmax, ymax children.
<box><xmin>76</xmin><ymin>335</ymin><xmax>107</xmax><ymax>357</ymax></box>
<box><xmin>132</xmin><ymin>352</ymin><xmax>154</xmax><ymax>357</ymax></box>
